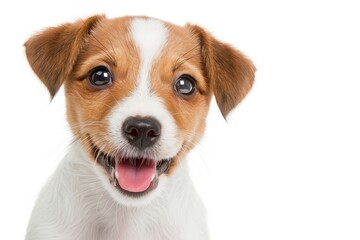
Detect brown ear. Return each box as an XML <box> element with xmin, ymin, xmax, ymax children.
<box><xmin>188</xmin><ymin>25</ymin><xmax>256</xmax><ymax>118</ymax></box>
<box><xmin>24</xmin><ymin>15</ymin><xmax>104</xmax><ymax>98</ymax></box>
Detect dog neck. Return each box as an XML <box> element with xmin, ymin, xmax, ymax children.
<box><xmin>43</xmin><ymin>140</ymin><xmax>205</xmax><ymax>239</ymax></box>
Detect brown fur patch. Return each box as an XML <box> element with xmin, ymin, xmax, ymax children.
<box><xmin>25</xmin><ymin>15</ymin><xmax>105</xmax><ymax>98</ymax></box>
<box><xmin>150</xmin><ymin>23</ymin><xmax>213</xmax><ymax>173</ymax></box>
<box><xmin>25</xmin><ymin>16</ymin><xmax>141</xmax><ymax>155</ymax></box>
<box><xmin>160</xmin><ymin>24</ymin><xmax>256</xmax><ymax>173</ymax></box>
<box><xmin>187</xmin><ymin>24</ymin><xmax>256</xmax><ymax>118</ymax></box>
<box><xmin>65</xmin><ymin>17</ymin><xmax>141</xmax><ymax>153</ymax></box>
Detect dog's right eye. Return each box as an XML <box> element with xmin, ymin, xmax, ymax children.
<box><xmin>88</xmin><ymin>66</ymin><xmax>113</xmax><ymax>89</ymax></box>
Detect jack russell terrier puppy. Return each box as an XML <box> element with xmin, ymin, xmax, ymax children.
<box><xmin>25</xmin><ymin>15</ymin><xmax>255</xmax><ymax>240</ymax></box>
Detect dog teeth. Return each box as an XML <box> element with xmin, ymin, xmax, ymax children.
<box><xmin>115</xmin><ymin>171</ymin><xmax>119</xmax><ymax>179</ymax></box>
<box><xmin>150</xmin><ymin>173</ymin><xmax>155</xmax><ymax>181</ymax></box>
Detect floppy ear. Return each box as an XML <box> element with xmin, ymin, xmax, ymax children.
<box><xmin>188</xmin><ymin>25</ymin><xmax>256</xmax><ymax>118</ymax></box>
<box><xmin>24</xmin><ymin>15</ymin><xmax>104</xmax><ymax>98</ymax></box>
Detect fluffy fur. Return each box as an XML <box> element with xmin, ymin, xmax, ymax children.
<box><xmin>25</xmin><ymin>15</ymin><xmax>255</xmax><ymax>240</ymax></box>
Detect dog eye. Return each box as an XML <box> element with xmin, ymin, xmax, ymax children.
<box><xmin>174</xmin><ymin>75</ymin><xmax>196</xmax><ymax>96</ymax></box>
<box><xmin>88</xmin><ymin>66</ymin><xmax>112</xmax><ymax>88</ymax></box>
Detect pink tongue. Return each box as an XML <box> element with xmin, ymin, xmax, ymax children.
<box><xmin>115</xmin><ymin>160</ymin><xmax>156</xmax><ymax>193</ymax></box>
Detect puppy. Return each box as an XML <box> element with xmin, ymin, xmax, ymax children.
<box><xmin>25</xmin><ymin>15</ymin><xmax>255</xmax><ymax>240</ymax></box>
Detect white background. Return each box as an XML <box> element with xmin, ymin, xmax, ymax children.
<box><xmin>1</xmin><ymin>0</ymin><xmax>359</xmax><ymax>239</ymax></box>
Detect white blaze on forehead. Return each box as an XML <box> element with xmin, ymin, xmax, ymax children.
<box><xmin>130</xmin><ymin>18</ymin><xmax>168</xmax><ymax>95</ymax></box>
<box><xmin>107</xmin><ymin>18</ymin><xmax>180</xmax><ymax>161</ymax></box>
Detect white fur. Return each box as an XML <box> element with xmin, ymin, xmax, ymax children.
<box><xmin>26</xmin><ymin>18</ymin><xmax>209</xmax><ymax>240</ymax></box>
<box><xmin>130</xmin><ymin>18</ymin><xmax>168</xmax><ymax>95</ymax></box>
<box><xmin>26</xmin><ymin>142</ymin><xmax>209</xmax><ymax>240</ymax></box>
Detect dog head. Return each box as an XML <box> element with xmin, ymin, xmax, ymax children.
<box><xmin>25</xmin><ymin>15</ymin><xmax>255</xmax><ymax>206</ymax></box>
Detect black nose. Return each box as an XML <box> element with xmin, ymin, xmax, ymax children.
<box><xmin>122</xmin><ymin>116</ymin><xmax>161</xmax><ymax>150</ymax></box>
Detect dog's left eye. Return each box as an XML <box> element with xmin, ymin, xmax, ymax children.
<box><xmin>174</xmin><ymin>75</ymin><xmax>196</xmax><ymax>97</ymax></box>
<box><xmin>88</xmin><ymin>66</ymin><xmax>112</xmax><ymax>88</ymax></box>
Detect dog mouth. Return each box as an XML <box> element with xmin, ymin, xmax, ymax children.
<box><xmin>90</xmin><ymin>141</ymin><xmax>172</xmax><ymax>197</ymax></box>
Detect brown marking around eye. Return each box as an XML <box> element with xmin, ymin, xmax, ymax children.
<box><xmin>64</xmin><ymin>17</ymin><xmax>140</xmax><ymax>151</ymax></box>
<box><xmin>149</xmin><ymin>23</ymin><xmax>213</xmax><ymax>174</ymax></box>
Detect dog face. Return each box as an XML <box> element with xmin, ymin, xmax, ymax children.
<box><xmin>25</xmin><ymin>15</ymin><xmax>255</xmax><ymax>206</ymax></box>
